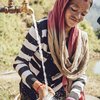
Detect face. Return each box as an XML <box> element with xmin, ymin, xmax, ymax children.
<box><xmin>65</xmin><ymin>0</ymin><xmax>91</xmax><ymax>28</ymax></box>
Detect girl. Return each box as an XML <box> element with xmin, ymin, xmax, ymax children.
<box><xmin>13</xmin><ymin>0</ymin><xmax>93</xmax><ymax>100</ymax></box>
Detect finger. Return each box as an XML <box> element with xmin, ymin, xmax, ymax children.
<box><xmin>38</xmin><ymin>98</ymin><xmax>42</xmax><ymax>100</ymax></box>
<box><xmin>48</xmin><ymin>87</ymin><xmax>55</xmax><ymax>95</ymax></box>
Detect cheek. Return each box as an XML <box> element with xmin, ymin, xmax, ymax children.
<box><xmin>79</xmin><ymin>16</ymin><xmax>84</xmax><ymax>22</ymax></box>
<box><xmin>65</xmin><ymin>10</ymin><xmax>71</xmax><ymax>21</ymax></box>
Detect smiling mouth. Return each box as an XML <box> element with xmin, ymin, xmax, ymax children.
<box><xmin>70</xmin><ymin>17</ymin><xmax>78</xmax><ymax>23</ymax></box>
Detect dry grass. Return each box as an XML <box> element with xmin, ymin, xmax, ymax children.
<box><xmin>85</xmin><ymin>77</ymin><xmax>100</xmax><ymax>97</ymax></box>
<box><xmin>85</xmin><ymin>59</ymin><xmax>100</xmax><ymax>98</ymax></box>
<box><xmin>0</xmin><ymin>74</ymin><xmax>19</xmax><ymax>100</ymax></box>
<box><xmin>0</xmin><ymin>73</ymin><xmax>20</xmax><ymax>100</ymax></box>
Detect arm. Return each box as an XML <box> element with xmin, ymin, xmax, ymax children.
<box><xmin>13</xmin><ymin>25</ymin><xmax>39</xmax><ymax>88</ymax></box>
<box><xmin>13</xmin><ymin>24</ymin><xmax>55</xmax><ymax>98</ymax></box>
<box><xmin>68</xmin><ymin>74</ymin><xmax>87</xmax><ymax>100</ymax></box>
<box><xmin>67</xmin><ymin>32</ymin><xmax>89</xmax><ymax>100</ymax></box>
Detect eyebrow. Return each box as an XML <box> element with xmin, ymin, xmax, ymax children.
<box><xmin>70</xmin><ymin>3</ymin><xmax>79</xmax><ymax>8</ymax></box>
<box><xmin>70</xmin><ymin>3</ymin><xmax>88</xmax><ymax>13</ymax></box>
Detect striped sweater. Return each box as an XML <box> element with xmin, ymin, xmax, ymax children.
<box><xmin>13</xmin><ymin>18</ymin><xmax>87</xmax><ymax>100</ymax></box>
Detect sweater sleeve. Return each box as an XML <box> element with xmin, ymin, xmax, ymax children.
<box><xmin>69</xmin><ymin>31</ymin><xmax>89</xmax><ymax>100</ymax></box>
<box><xmin>69</xmin><ymin>74</ymin><xmax>87</xmax><ymax>100</ymax></box>
<box><xmin>13</xmin><ymin>25</ymin><xmax>39</xmax><ymax>88</ymax></box>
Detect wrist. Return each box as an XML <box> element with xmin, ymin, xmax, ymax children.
<box><xmin>32</xmin><ymin>80</ymin><xmax>42</xmax><ymax>91</ymax></box>
<box><xmin>36</xmin><ymin>84</ymin><xmax>43</xmax><ymax>93</ymax></box>
<box><xmin>66</xmin><ymin>97</ymin><xmax>75</xmax><ymax>100</ymax></box>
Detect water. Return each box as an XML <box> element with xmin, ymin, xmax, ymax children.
<box><xmin>32</xmin><ymin>14</ymin><xmax>48</xmax><ymax>87</ymax></box>
<box><xmin>42</xmin><ymin>92</ymin><xmax>55</xmax><ymax>100</ymax></box>
<box><xmin>93</xmin><ymin>61</ymin><xmax>100</xmax><ymax>74</ymax></box>
<box><xmin>31</xmin><ymin>13</ymin><xmax>55</xmax><ymax>100</ymax></box>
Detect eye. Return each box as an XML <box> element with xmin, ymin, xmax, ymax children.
<box><xmin>70</xmin><ymin>7</ymin><xmax>78</xmax><ymax>12</ymax></box>
<box><xmin>81</xmin><ymin>13</ymin><xmax>87</xmax><ymax>16</ymax></box>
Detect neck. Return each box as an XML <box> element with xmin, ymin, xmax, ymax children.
<box><xmin>65</xmin><ymin>27</ymin><xmax>71</xmax><ymax>39</ymax></box>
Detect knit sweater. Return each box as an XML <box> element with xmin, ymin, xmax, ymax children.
<box><xmin>13</xmin><ymin>18</ymin><xmax>88</xmax><ymax>100</ymax></box>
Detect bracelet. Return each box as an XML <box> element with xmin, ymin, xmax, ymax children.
<box><xmin>66</xmin><ymin>97</ymin><xmax>75</xmax><ymax>100</ymax></box>
<box><xmin>36</xmin><ymin>84</ymin><xmax>43</xmax><ymax>93</ymax></box>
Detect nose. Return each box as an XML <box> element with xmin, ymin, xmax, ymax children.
<box><xmin>74</xmin><ymin>12</ymin><xmax>81</xmax><ymax>20</ymax></box>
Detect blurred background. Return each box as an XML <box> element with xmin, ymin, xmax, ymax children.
<box><xmin>0</xmin><ymin>0</ymin><xmax>100</xmax><ymax>100</ymax></box>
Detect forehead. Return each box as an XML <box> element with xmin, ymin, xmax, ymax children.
<box><xmin>69</xmin><ymin>0</ymin><xmax>90</xmax><ymax>12</ymax></box>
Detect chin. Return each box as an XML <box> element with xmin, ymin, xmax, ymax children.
<box><xmin>65</xmin><ymin>22</ymin><xmax>77</xmax><ymax>28</ymax></box>
<box><xmin>68</xmin><ymin>22</ymin><xmax>77</xmax><ymax>28</ymax></box>
<box><xmin>67</xmin><ymin>24</ymin><xmax>76</xmax><ymax>28</ymax></box>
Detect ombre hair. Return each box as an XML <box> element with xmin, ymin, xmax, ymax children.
<box><xmin>48</xmin><ymin>0</ymin><xmax>93</xmax><ymax>38</ymax></box>
<box><xmin>47</xmin><ymin>0</ymin><xmax>91</xmax><ymax>79</ymax></box>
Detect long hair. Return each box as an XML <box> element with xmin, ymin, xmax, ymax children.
<box><xmin>48</xmin><ymin>0</ymin><xmax>69</xmax><ymax>44</ymax></box>
<box><xmin>48</xmin><ymin>0</ymin><xmax>93</xmax><ymax>42</ymax></box>
<box><xmin>47</xmin><ymin>0</ymin><xmax>91</xmax><ymax>80</ymax></box>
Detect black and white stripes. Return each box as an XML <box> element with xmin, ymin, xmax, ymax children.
<box><xmin>13</xmin><ymin>18</ymin><xmax>87</xmax><ymax>99</ymax></box>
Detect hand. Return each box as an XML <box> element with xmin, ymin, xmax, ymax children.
<box><xmin>66</xmin><ymin>97</ymin><xmax>75</xmax><ymax>100</ymax></box>
<box><xmin>33</xmin><ymin>80</ymin><xmax>55</xmax><ymax>100</ymax></box>
<box><xmin>38</xmin><ymin>84</ymin><xmax>55</xmax><ymax>100</ymax></box>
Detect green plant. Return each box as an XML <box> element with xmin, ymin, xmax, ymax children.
<box><xmin>79</xmin><ymin>20</ymin><xmax>100</xmax><ymax>52</ymax></box>
<box><xmin>0</xmin><ymin>13</ymin><xmax>26</xmax><ymax>70</ymax></box>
